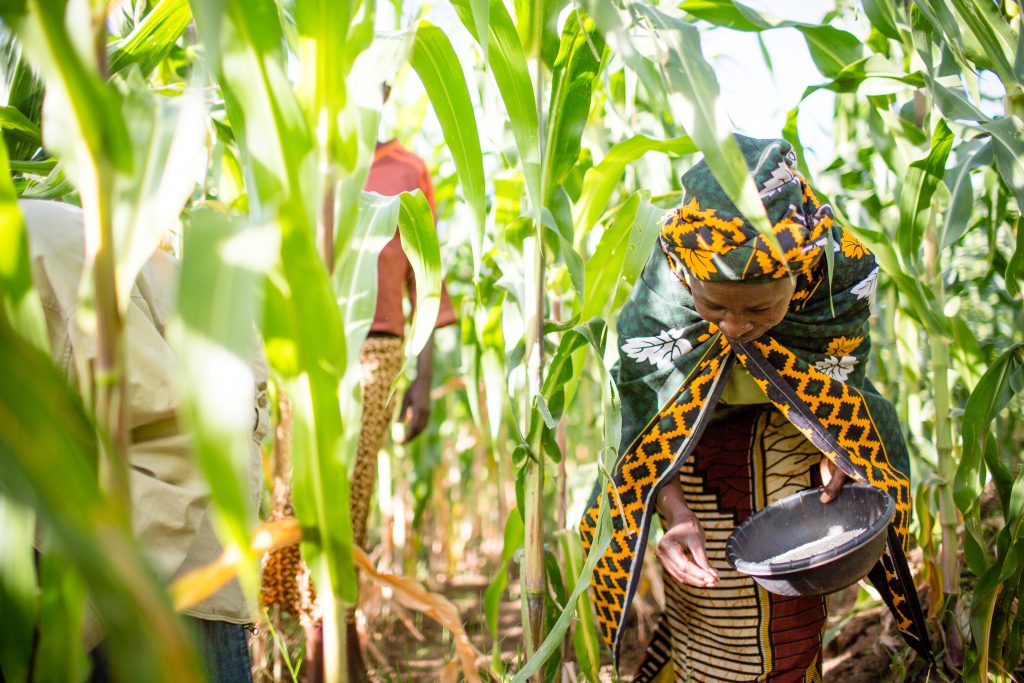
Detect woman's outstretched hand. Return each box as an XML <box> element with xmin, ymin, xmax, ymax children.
<box><xmin>655</xmin><ymin>482</ymin><xmax>719</xmax><ymax>588</ymax></box>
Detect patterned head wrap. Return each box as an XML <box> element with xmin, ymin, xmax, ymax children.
<box><xmin>660</xmin><ymin>135</ymin><xmax>832</xmax><ymax>285</ymax></box>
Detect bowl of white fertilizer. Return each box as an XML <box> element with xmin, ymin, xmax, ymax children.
<box><xmin>725</xmin><ymin>483</ymin><xmax>895</xmax><ymax>597</ymax></box>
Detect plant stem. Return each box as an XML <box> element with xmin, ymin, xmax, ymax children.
<box><xmin>522</xmin><ymin>6</ymin><xmax>548</xmax><ymax>676</ymax></box>
<box><xmin>318</xmin><ymin>167</ymin><xmax>336</xmax><ymax>274</ymax></box>
<box><xmin>924</xmin><ymin>218</ymin><xmax>960</xmax><ymax>595</ymax></box>
<box><xmin>81</xmin><ymin>157</ymin><xmax>131</xmax><ymax>518</ymax></box>
<box><xmin>522</xmin><ymin>231</ymin><xmax>546</xmax><ymax>668</ymax></box>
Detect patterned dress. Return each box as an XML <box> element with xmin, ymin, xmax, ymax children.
<box><xmin>658</xmin><ymin>406</ymin><xmax>827</xmax><ymax>682</ymax></box>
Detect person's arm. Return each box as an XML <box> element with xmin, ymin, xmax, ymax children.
<box><xmin>655</xmin><ymin>478</ymin><xmax>719</xmax><ymax>587</ymax></box>
<box><xmin>399</xmin><ymin>332</ymin><xmax>434</xmax><ymax>442</ymax></box>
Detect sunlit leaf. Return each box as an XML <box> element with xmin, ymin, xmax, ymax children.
<box><xmin>451</xmin><ymin>0</ymin><xmax>541</xmax><ymax>209</ymax></box>
<box><xmin>581</xmin><ymin>191</ymin><xmax>661</xmax><ymax>322</ymax></box>
<box><xmin>107</xmin><ymin>0</ymin><xmax>192</xmax><ymax>77</ymax></box>
<box><xmin>0</xmin><ymin>104</ymin><xmax>39</xmax><ymax>146</ymax></box>
<box><xmin>897</xmin><ymin>119</ymin><xmax>953</xmax><ymax>266</ymax></box>
<box><xmin>558</xmin><ymin>531</ymin><xmax>600</xmax><ymax>682</ymax></box>
<box><xmin>631</xmin><ymin>5</ymin><xmax>776</xmax><ymax>245</ymax></box>
<box><xmin>941</xmin><ymin>138</ymin><xmax>992</xmax><ymax>250</ymax></box>
<box><xmin>543</xmin><ymin>9</ymin><xmax>605</xmax><ymax>197</ymax></box>
<box><xmin>114</xmin><ymin>79</ymin><xmax>207</xmax><ymax>308</ymax></box>
<box><xmin>334</xmin><ymin>191</ymin><xmax>400</xmax><ymax>348</ymax></box>
<box><xmin>173</xmin><ymin>208</ymin><xmax>274</xmax><ymax>556</ymax></box>
<box><xmin>955</xmin><ymin>344</ymin><xmax>1024</xmax><ymax>512</ymax></box>
<box><xmin>573</xmin><ymin>134</ymin><xmax>695</xmax><ymax>240</ymax></box>
<box><xmin>410</xmin><ymin>23</ymin><xmax>486</xmax><ymax>276</ymax></box>
<box><xmin>862</xmin><ymin>0</ymin><xmax>901</xmax><ymax>40</ymax></box>
<box><xmin>398</xmin><ymin>190</ymin><xmax>442</xmax><ymax>359</ymax></box>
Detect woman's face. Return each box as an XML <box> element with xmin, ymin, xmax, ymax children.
<box><xmin>685</xmin><ymin>274</ymin><xmax>796</xmax><ymax>344</ymax></box>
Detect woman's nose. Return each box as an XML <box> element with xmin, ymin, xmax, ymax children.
<box><xmin>718</xmin><ymin>314</ymin><xmax>752</xmax><ymax>339</ymax></box>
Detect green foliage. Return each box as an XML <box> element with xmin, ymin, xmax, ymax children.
<box><xmin>2</xmin><ymin>0</ymin><xmax>1024</xmax><ymax>680</ymax></box>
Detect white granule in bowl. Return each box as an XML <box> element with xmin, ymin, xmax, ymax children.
<box><xmin>767</xmin><ymin>528</ymin><xmax>866</xmax><ymax>564</ymax></box>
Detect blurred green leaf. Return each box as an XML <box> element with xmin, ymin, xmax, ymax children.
<box><xmin>484</xmin><ymin>507</ymin><xmax>524</xmax><ymax>637</ymax></box>
<box><xmin>0</xmin><ymin>151</ymin><xmax>46</xmax><ymax>347</ymax></box>
<box><xmin>0</xmin><ymin>315</ymin><xmax>203</xmax><ymax>682</ymax></box>
<box><xmin>174</xmin><ymin>208</ymin><xmax>274</xmax><ymax>553</ymax></box>
<box><xmin>107</xmin><ymin>0</ymin><xmax>192</xmax><ymax>77</ymax></box>
<box><xmin>191</xmin><ymin>0</ymin><xmax>361</xmax><ymax>644</ymax></box>
<box><xmin>0</xmin><ymin>496</ymin><xmax>36</xmax><ymax>683</ymax></box>
<box><xmin>34</xmin><ymin>549</ymin><xmax>88</xmax><ymax>683</ymax></box>
<box><xmin>513</xmin><ymin>0</ymin><xmax>565</xmax><ymax>63</ymax></box>
<box><xmin>114</xmin><ymin>79</ymin><xmax>207</xmax><ymax>308</ymax></box>
<box><xmin>189</xmin><ymin>0</ymin><xmax>313</xmax><ymax>216</ymax></box>
<box><xmin>0</xmin><ymin>104</ymin><xmax>39</xmax><ymax>146</ymax></box>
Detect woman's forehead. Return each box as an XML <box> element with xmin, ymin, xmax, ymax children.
<box><xmin>689</xmin><ymin>277</ymin><xmax>794</xmax><ymax>305</ymax></box>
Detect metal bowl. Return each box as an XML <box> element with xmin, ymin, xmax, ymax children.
<box><xmin>725</xmin><ymin>483</ymin><xmax>894</xmax><ymax>597</ymax></box>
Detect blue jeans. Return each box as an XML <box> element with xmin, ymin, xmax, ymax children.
<box><xmin>192</xmin><ymin>619</ymin><xmax>253</xmax><ymax>683</ymax></box>
<box><xmin>88</xmin><ymin>618</ymin><xmax>252</xmax><ymax>683</ymax></box>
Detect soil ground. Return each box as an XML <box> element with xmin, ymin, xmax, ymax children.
<box><xmin>361</xmin><ymin>571</ymin><xmax>941</xmax><ymax>682</ymax></box>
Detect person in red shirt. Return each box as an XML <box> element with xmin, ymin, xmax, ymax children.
<box><xmin>260</xmin><ymin>133</ymin><xmax>457</xmax><ymax>682</ymax></box>
<box><xmin>344</xmin><ymin>137</ymin><xmax>458</xmax><ymax>680</ymax></box>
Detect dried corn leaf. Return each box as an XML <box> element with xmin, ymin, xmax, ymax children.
<box><xmin>352</xmin><ymin>545</ymin><xmax>484</xmax><ymax>683</ymax></box>
<box><xmin>170</xmin><ymin>519</ymin><xmax>301</xmax><ymax>610</ymax></box>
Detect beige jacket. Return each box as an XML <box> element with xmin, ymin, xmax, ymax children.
<box><xmin>20</xmin><ymin>199</ymin><xmax>267</xmax><ymax>625</ymax></box>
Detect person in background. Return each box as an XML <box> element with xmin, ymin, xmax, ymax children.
<box><xmin>345</xmin><ymin>131</ymin><xmax>458</xmax><ymax>680</ymax></box>
<box><xmin>260</xmin><ymin>116</ymin><xmax>457</xmax><ymax>682</ymax></box>
<box><xmin>19</xmin><ymin>199</ymin><xmax>268</xmax><ymax>683</ymax></box>
<box><xmin>580</xmin><ymin>136</ymin><xmax>931</xmax><ymax>681</ymax></box>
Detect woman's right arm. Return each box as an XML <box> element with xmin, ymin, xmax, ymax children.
<box><xmin>655</xmin><ymin>479</ymin><xmax>719</xmax><ymax>587</ymax></box>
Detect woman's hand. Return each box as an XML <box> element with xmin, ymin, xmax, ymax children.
<box><xmin>655</xmin><ymin>483</ymin><xmax>719</xmax><ymax>588</ymax></box>
<box><xmin>819</xmin><ymin>457</ymin><xmax>848</xmax><ymax>504</ymax></box>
